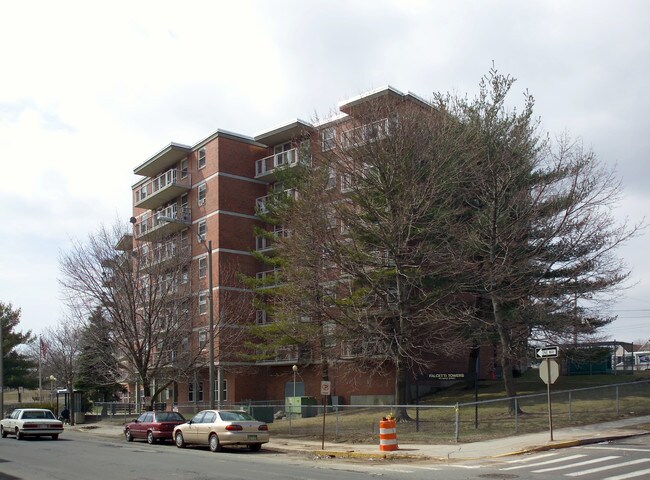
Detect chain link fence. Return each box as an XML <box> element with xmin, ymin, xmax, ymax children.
<box><xmin>86</xmin><ymin>379</ymin><xmax>650</xmax><ymax>443</ymax></box>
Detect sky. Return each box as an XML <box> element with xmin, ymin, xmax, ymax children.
<box><xmin>1</xmin><ymin>0</ymin><xmax>648</xmax><ymax>345</ymax></box>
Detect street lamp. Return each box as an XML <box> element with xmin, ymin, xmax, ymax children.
<box><xmin>292</xmin><ymin>365</ymin><xmax>298</xmax><ymax>399</ymax></box>
<box><xmin>137</xmin><ymin>215</ymin><xmax>217</xmax><ymax>409</ymax></box>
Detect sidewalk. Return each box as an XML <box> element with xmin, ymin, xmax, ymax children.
<box><xmin>70</xmin><ymin>415</ymin><xmax>650</xmax><ymax>462</ymax></box>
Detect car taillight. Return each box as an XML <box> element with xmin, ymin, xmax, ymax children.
<box><xmin>24</xmin><ymin>423</ymin><xmax>38</xmax><ymax>429</ymax></box>
<box><xmin>258</xmin><ymin>425</ymin><xmax>268</xmax><ymax>431</ymax></box>
<box><xmin>225</xmin><ymin>424</ymin><xmax>243</xmax><ymax>431</ymax></box>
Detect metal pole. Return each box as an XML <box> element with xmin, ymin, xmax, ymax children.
<box><xmin>547</xmin><ymin>360</ymin><xmax>554</xmax><ymax>441</ymax></box>
<box><xmin>454</xmin><ymin>403</ymin><xmax>460</xmax><ymax>442</ymax></box>
<box><xmin>208</xmin><ymin>240</ymin><xmax>215</xmax><ymax>410</ymax></box>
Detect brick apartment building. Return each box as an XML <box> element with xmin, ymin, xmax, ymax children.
<box><xmin>126</xmin><ymin>87</ymin><xmax>498</xmax><ymax>408</ymax></box>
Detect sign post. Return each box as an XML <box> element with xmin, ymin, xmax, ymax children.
<box><xmin>537</xmin><ymin>346</ymin><xmax>559</xmax><ymax>441</ymax></box>
<box><xmin>320</xmin><ymin>381</ymin><xmax>331</xmax><ymax>450</ymax></box>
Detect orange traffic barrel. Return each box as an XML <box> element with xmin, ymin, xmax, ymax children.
<box><xmin>379</xmin><ymin>418</ymin><xmax>398</xmax><ymax>451</ymax></box>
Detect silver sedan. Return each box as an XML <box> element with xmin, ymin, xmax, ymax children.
<box><xmin>173</xmin><ymin>410</ymin><xmax>269</xmax><ymax>452</ymax></box>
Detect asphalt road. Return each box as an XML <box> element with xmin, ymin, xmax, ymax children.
<box><xmin>1</xmin><ymin>430</ymin><xmax>648</xmax><ymax>480</ymax></box>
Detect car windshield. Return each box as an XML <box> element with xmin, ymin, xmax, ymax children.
<box><xmin>218</xmin><ymin>411</ymin><xmax>255</xmax><ymax>422</ymax></box>
<box><xmin>21</xmin><ymin>410</ymin><xmax>55</xmax><ymax>420</ymax></box>
<box><xmin>156</xmin><ymin>412</ymin><xmax>185</xmax><ymax>422</ymax></box>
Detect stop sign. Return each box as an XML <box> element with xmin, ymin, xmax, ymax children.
<box><xmin>539</xmin><ymin>359</ymin><xmax>559</xmax><ymax>384</ymax></box>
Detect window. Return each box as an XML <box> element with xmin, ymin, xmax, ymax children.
<box><xmin>198</xmin><ymin>291</ymin><xmax>208</xmax><ymax>315</ymax></box>
<box><xmin>341</xmin><ymin>172</ymin><xmax>353</xmax><ymax>193</ymax></box>
<box><xmin>180</xmin><ymin>158</ymin><xmax>188</xmax><ymax>178</ymax></box>
<box><xmin>274</xmin><ymin>142</ymin><xmax>292</xmax><ymax>166</ymax></box>
<box><xmin>198</xmin><ymin>382</ymin><xmax>204</xmax><ymax>401</ymax></box>
<box><xmin>255</xmin><ymin>310</ymin><xmax>269</xmax><ymax>325</ymax></box>
<box><xmin>181</xmin><ymin>266</ymin><xmax>189</xmax><ymax>284</ymax></box>
<box><xmin>198</xmin><ymin>256</ymin><xmax>208</xmax><ymax>278</ymax></box>
<box><xmin>326</xmin><ymin>166</ymin><xmax>336</xmax><ymax>190</ymax></box>
<box><xmin>215</xmin><ymin>379</ymin><xmax>228</xmax><ymax>402</ymax></box>
<box><xmin>321</xmin><ymin>127</ymin><xmax>335</xmax><ymax>151</ymax></box>
<box><xmin>198</xmin><ymin>148</ymin><xmax>206</xmax><ymax>169</ymax></box>
<box><xmin>198</xmin><ymin>220</ymin><xmax>207</xmax><ymax>240</ymax></box>
<box><xmin>197</xmin><ymin>183</ymin><xmax>206</xmax><ymax>206</ymax></box>
<box><xmin>199</xmin><ymin>330</ymin><xmax>207</xmax><ymax>349</ymax></box>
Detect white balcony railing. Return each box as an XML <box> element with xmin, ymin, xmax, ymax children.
<box><xmin>255</xmin><ymin>148</ymin><xmax>310</xmax><ymax>179</ymax></box>
<box><xmin>255</xmin><ymin>188</ymin><xmax>298</xmax><ymax>214</ymax></box>
<box><xmin>134</xmin><ymin>206</ymin><xmax>190</xmax><ymax>239</ymax></box>
<box><xmin>134</xmin><ymin>169</ymin><xmax>191</xmax><ymax>208</ymax></box>
<box><xmin>341</xmin><ymin>118</ymin><xmax>389</xmax><ymax>149</ymax></box>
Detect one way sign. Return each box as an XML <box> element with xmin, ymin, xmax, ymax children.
<box><xmin>536</xmin><ymin>346</ymin><xmax>559</xmax><ymax>358</ymax></box>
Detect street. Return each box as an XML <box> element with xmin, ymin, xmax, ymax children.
<box><xmin>1</xmin><ymin>430</ymin><xmax>649</xmax><ymax>480</ymax></box>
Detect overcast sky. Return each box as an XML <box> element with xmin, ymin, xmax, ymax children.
<box><xmin>1</xmin><ymin>0</ymin><xmax>648</xmax><ymax>344</ymax></box>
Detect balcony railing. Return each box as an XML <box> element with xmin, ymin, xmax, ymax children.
<box><xmin>255</xmin><ymin>268</ymin><xmax>281</xmax><ymax>288</ymax></box>
<box><xmin>341</xmin><ymin>118</ymin><xmax>389</xmax><ymax>149</ymax></box>
<box><xmin>254</xmin><ymin>226</ymin><xmax>292</xmax><ymax>253</ymax></box>
<box><xmin>134</xmin><ymin>169</ymin><xmax>191</xmax><ymax>210</ymax></box>
<box><xmin>255</xmin><ymin>148</ymin><xmax>310</xmax><ymax>181</ymax></box>
<box><xmin>255</xmin><ymin>188</ymin><xmax>298</xmax><ymax>214</ymax></box>
<box><xmin>134</xmin><ymin>206</ymin><xmax>190</xmax><ymax>241</ymax></box>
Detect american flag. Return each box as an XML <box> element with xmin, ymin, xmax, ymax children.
<box><xmin>40</xmin><ymin>337</ymin><xmax>47</xmax><ymax>359</ymax></box>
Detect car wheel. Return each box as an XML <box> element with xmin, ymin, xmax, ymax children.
<box><xmin>209</xmin><ymin>433</ymin><xmax>221</xmax><ymax>452</ymax></box>
<box><xmin>52</xmin><ymin>434</ymin><xmax>59</xmax><ymax>440</ymax></box>
<box><xmin>174</xmin><ymin>431</ymin><xmax>185</xmax><ymax>448</ymax></box>
<box><xmin>1</xmin><ymin>426</ymin><xmax>7</xmax><ymax>438</ymax></box>
<box><xmin>147</xmin><ymin>431</ymin><xmax>156</xmax><ymax>445</ymax></box>
<box><xmin>125</xmin><ymin>429</ymin><xmax>133</xmax><ymax>442</ymax></box>
<box><xmin>249</xmin><ymin>443</ymin><xmax>262</xmax><ymax>452</ymax></box>
<box><xmin>16</xmin><ymin>428</ymin><xmax>23</xmax><ymax>440</ymax></box>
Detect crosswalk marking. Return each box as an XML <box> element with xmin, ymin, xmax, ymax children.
<box><xmin>565</xmin><ymin>458</ymin><xmax>650</xmax><ymax>477</ymax></box>
<box><xmin>504</xmin><ymin>452</ymin><xmax>559</xmax><ymax>463</ymax></box>
<box><xmin>532</xmin><ymin>455</ymin><xmax>619</xmax><ymax>473</ymax></box>
<box><xmin>501</xmin><ymin>454</ymin><xmax>587</xmax><ymax>471</ymax></box>
<box><xmin>584</xmin><ymin>446</ymin><xmax>650</xmax><ymax>453</ymax></box>
<box><xmin>602</xmin><ymin>467</ymin><xmax>650</xmax><ymax>480</ymax></box>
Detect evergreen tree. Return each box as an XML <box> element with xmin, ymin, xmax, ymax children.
<box><xmin>0</xmin><ymin>302</ymin><xmax>36</xmax><ymax>388</ymax></box>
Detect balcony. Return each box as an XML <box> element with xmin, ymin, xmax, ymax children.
<box><xmin>134</xmin><ymin>206</ymin><xmax>190</xmax><ymax>241</ymax></box>
<box><xmin>134</xmin><ymin>169</ymin><xmax>192</xmax><ymax>210</ymax></box>
<box><xmin>134</xmin><ymin>143</ymin><xmax>191</xmax><ymax>178</ymax></box>
<box><xmin>255</xmin><ymin>268</ymin><xmax>281</xmax><ymax>289</ymax></box>
<box><xmin>255</xmin><ymin>188</ymin><xmax>298</xmax><ymax>214</ymax></box>
<box><xmin>254</xmin><ymin>226</ymin><xmax>291</xmax><ymax>253</ymax></box>
<box><xmin>341</xmin><ymin>118</ymin><xmax>389</xmax><ymax>149</ymax></box>
<box><xmin>255</xmin><ymin>148</ymin><xmax>310</xmax><ymax>182</ymax></box>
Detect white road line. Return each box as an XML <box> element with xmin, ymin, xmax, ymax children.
<box><xmin>532</xmin><ymin>455</ymin><xmax>619</xmax><ymax>473</ymax></box>
<box><xmin>566</xmin><ymin>458</ymin><xmax>650</xmax><ymax>477</ymax></box>
<box><xmin>603</xmin><ymin>467</ymin><xmax>650</xmax><ymax>480</ymax></box>
<box><xmin>449</xmin><ymin>465</ymin><xmax>481</xmax><ymax>469</ymax></box>
<box><xmin>501</xmin><ymin>454</ymin><xmax>587</xmax><ymax>471</ymax></box>
<box><xmin>584</xmin><ymin>446</ymin><xmax>650</xmax><ymax>453</ymax></box>
<box><xmin>504</xmin><ymin>452</ymin><xmax>560</xmax><ymax>463</ymax></box>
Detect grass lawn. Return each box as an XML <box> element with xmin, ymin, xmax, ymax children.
<box><xmin>269</xmin><ymin>370</ymin><xmax>650</xmax><ymax>444</ymax></box>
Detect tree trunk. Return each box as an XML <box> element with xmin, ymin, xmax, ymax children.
<box><xmin>393</xmin><ymin>355</ymin><xmax>412</xmax><ymax>421</ymax></box>
<box><xmin>492</xmin><ymin>297</ymin><xmax>522</xmax><ymax>414</ymax></box>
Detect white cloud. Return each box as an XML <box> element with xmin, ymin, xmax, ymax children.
<box><xmin>1</xmin><ymin>0</ymin><xmax>649</xmax><ymax>341</ymax></box>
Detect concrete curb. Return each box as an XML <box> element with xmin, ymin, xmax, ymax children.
<box><xmin>494</xmin><ymin>431</ymin><xmax>650</xmax><ymax>458</ymax></box>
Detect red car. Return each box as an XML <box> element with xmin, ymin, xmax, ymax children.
<box><xmin>124</xmin><ymin>411</ymin><xmax>186</xmax><ymax>444</ymax></box>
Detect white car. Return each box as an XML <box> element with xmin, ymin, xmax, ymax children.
<box><xmin>1</xmin><ymin>408</ymin><xmax>64</xmax><ymax>440</ymax></box>
<box><xmin>173</xmin><ymin>410</ymin><xmax>269</xmax><ymax>452</ymax></box>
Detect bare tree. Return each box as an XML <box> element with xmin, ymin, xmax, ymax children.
<box><xmin>59</xmin><ymin>221</ymin><xmax>205</xmax><ymax>410</ymax></box>
<box><xmin>41</xmin><ymin>316</ymin><xmax>83</xmax><ymax>424</ymax></box>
